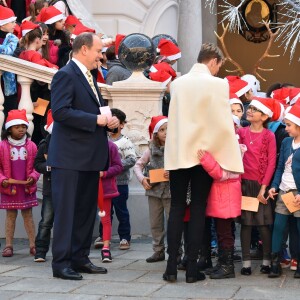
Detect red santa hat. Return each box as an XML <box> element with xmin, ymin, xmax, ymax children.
<box><xmin>37</xmin><ymin>6</ymin><xmax>64</xmax><ymax>25</ymax></box>
<box><xmin>285</xmin><ymin>104</ymin><xmax>300</xmax><ymax>127</ymax></box>
<box><xmin>149</xmin><ymin>62</ymin><xmax>177</xmax><ymax>80</ymax></box>
<box><xmin>148</xmin><ymin>115</ymin><xmax>168</xmax><ymax>139</ymax></box>
<box><xmin>5</xmin><ymin>109</ymin><xmax>29</xmax><ymax>130</ymax></box>
<box><xmin>20</xmin><ymin>21</ymin><xmax>40</xmax><ymax>37</ymax></box>
<box><xmin>225</xmin><ymin>76</ymin><xmax>251</xmax><ymax>97</ymax></box>
<box><xmin>271</xmin><ymin>87</ymin><xmax>291</xmax><ymax>105</ymax></box>
<box><xmin>289</xmin><ymin>88</ymin><xmax>300</xmax><ymax>105</ymax></box>
<box><xmin>158</xmin><ymin>39</ymin><xmax>181</xmax><ymax>61</ymax></box>
<box><xmin>64</xmin><ymin>15</ymin><xmax>80</xmax><ymax>27</ymax></box>
<box><xmin>149</xmin><ymin>70</ymin><xmax>172</xmax><ymax>87</ymax></box>
<box><xmin>101</xmin><ymin>38</ymin><xmax>114</xmax><ymax>53</ymax></box>
<box><xmin>44</xmin><ymin>109</ymin><xmax>54</xmax><ymax>134</ymax></box>
<box><xmin>250</xmin><ymin>97</ymin><xmax>284</xmax><ymax>121</ymax></box>
<box><xmin>71</xmin><ymin>22</ymin><xmax>95</xmax><ymax>39</ymax></box>
<box><xmin>229</xmin><ymin>93</ymin><xmax>244</xmax><ymax>113</ymax></box>
<box><xmin>0</xmin><ymin>6</ymin><xmax>17</xmax><ymax>26</ymax></box>
<box><xmin>115</xmin><ymin>34</ymin><xmax>126</xmax><ymax>58</ymax></box>
<box><xmin>284</xmin><ymin>105</ymin><xmax>292</xmax><ymax>118</ymax></box>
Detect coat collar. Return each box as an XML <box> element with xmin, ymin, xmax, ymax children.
<box><xmin>69</xmin><ymin>60</ymin><xmax>101</xmax><ymax>107</ymax></box>
<box><xmin>189</xmin><ymin>63</ymin><xmax>212</xmax><ymax>75</ymax></box>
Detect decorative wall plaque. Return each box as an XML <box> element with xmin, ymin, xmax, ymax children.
<box><xmin>240</xmin><ymin>0</ymin><xmax>277</xmax><ymax>43</ymax></box>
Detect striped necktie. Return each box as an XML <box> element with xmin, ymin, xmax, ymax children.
<box><xmin>86</xmin><ymin>70</ymin><xmax>99</xmax><ymax>102</ymax></box>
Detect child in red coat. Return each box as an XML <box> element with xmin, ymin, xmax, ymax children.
<box><xmin>197</xmin><ymin>144</ymin><xmax>247</xmax><ymax>279</ymax></box>
<box><xmin>19</xmin><ymin>21</ymin><xmax>58</xmax><ymax>69</ymax></box>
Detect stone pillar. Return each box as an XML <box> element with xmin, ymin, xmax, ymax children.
<box><xmin>177</xmin><ymin>0</ymin><xmax>203</xmax><ymax>75</ymax></box>
<box><xmin>17</xmin><ymin>76</ymin><xmax>34</xmax><ymax>136</ymax></box>
<box><xmin>201</xmin><ymin>1</ymin><xmax>218</xmax><ymax>44</ymax></box>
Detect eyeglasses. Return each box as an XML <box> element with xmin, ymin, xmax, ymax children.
<box><xmin>247</xmin><ymin>105</ymin><xmax>263</xmax><ymax>113</ymax></box>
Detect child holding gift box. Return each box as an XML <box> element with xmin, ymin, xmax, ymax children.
<box><xmin>134</xmin><ymin>116</ymin><xmax>171</xmax><ymax>263</ymax></box>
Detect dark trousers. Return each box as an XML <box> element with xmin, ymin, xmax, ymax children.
<box><xmin>199</xmin><ymin>217</ymin><xmax>212</xmax><ymax>258</ymax></box>
<box><xmin>289</xmin><ymin>216</ymin><xmax>299</xmax><ymax>259</ymax></box>
<box><xmin>241</xmin><ymin>225</ymin><xmax>271</xmax><ymax>261</ymax></box>
<box><xmin>3</xmin><ymin>93</ymin><xmax>18</xmax><ymax>121</ymax></box>
<box><xmin>51</xmin><ymin>168</ymin><xmax>98</xmax><ymax>270</ymax></box>
<box><xmin>167</xmin><ymin>166</ymin><xmax>212</xmax><ymax>264</ymax></box>
<box><xmin>112</xmin><ymin>185</ymin><xmax>131</xmax><ymax>241</ymax></box>
<box><xmin>35</xmin><ymin>195</ymin><xmax>54</xmax><ymax>255</ymax></box>
<box><xmin>98</xmin><ymin>185</ymin><xmax>131</xmax><ymax>241</ymax></box>
<box><xmin>272</xmin><ymin>213</ymin><xmax>300</xmax><ymax>255</ymax></box>
<box><xmin>31</xmin><ymin>81</ymin><xmax>51</xmax><ymax>145</ymax></box>
<box><xmin>215</xmin><ymin>218</ymin><xmax>234</xmax><ymax>250</ymax></box>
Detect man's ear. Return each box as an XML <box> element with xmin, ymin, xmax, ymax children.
<box><xmin>81</xmin><ymin>45</ymin><xmax>88</xmax><ymax>55</ymax></box>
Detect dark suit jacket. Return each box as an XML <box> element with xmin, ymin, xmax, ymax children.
<box><xmin>47</xmin><ymin>60</ymin><xmax>108</xmax><ymax>171</ymax></box>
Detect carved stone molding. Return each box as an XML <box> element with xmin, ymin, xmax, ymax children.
<box><xmin>85</xmin><ymin>0</ymin><xmax>180</xmax><ymax>39</ymax></box>
<box><xmin>0</xmin><ymin>55</ymin><xmax>57</xmax><ymax>84</ymax></box>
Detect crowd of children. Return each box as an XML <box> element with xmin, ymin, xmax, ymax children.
<box><xmin>1</xmin><ymin>2</ymin><xmax>300</xmax><ymax>285</ymax></box>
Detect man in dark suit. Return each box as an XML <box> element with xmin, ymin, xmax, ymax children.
<box><xmin>47</xmin><ymin>33</ymin><xmax>119</xmax><ymax>280</ymax></box>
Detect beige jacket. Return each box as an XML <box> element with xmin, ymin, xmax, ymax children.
<box><xmin>165</xmin><ymin>63</ymin><xmax>244</xmax><ymax>173</ymax></box>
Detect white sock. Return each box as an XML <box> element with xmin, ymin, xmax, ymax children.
<box><xmin>263</xmin><ymin>259</ymin><xmax>271</xmax><ymax>266</ymax></box>
<box><xmin>243</xmin><ymin>260</ymin><xmax>251</xmax><ymax>268</ymax></box>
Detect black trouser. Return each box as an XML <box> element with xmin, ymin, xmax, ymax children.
<box><xmin>35</xmin><ymin>195</ymin><xmax>54</xmax><ymax>255</ymax></box>
<box><xmin>167</xmin><ymin>166</ymin><xmax>212</xmax><ymax>265</ymax></box>
<box><xmin>51</xmin><ymin>168</ymin><xmax>98</xmax><ymax>270</ymax></box>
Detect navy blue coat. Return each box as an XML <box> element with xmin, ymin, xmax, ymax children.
<box><xmin>47</xmin><ymin>60</ymin><xmax>108</xmax><ymax>171</ymax></box>
<box><xmin>271</xmin><ymin>137</ymin><xmax>300</xmax><ymax>193</ymax></box>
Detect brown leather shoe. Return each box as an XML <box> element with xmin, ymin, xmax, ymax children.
<box><xmin>146</xmin><ymin>251</ymin><xmax>165</xmax><ymax>263</ymax></box>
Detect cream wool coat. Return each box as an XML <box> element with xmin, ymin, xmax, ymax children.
<box><xmin>165</xmin><ymin>63</ymin><xmax>244</xmax><ymax>173</ymax></box>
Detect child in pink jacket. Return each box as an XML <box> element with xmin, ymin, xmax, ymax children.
<box><xmin>98</xmin><ymin>140</ymin><xmax>123</xmax><ymax>263</ymax></box>
<box><xmin>0</xmin><ymin>110</ymin><xmax>40</xmax><ymax>258</ymax></box>
<box><xmin>197</xmin><ymin>144</ymin><xmax>247</xmax><ymax>280</ymax></box>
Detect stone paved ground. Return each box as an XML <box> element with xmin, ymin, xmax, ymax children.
<box><xmin>0</xmin><ymin>237</ymin><xmax>300</xmax><ymax>300</ymax></box>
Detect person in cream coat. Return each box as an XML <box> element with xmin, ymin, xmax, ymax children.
<box><xmin>163</xmin><ymin>43</ymin><xmax>244</xmax><ymax>283</ymax></box>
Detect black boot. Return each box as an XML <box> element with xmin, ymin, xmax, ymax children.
<box><xmin>210</xmin><ymin>249</ymin><xmax>235</xmax><ymax>279</ymax></box>
<box><xmin>268</xmin><ymin>253</ymin><xmax>282</xmax><ymax>278</ymax></box>
<box><xmin>177</xmin><ymin>254</ymin><xmax>188</xmax><ymax>270</ymax></box>
<box><xmin>205</xmin><ymin>248</ymin><xmax>223</xmax><ymax>275</ymax></box>
<box><xmin>163</xmin><ymin>258</ymin><xmax>177</xmax><ymax>282</ymax></box>
<box><xmin>197</xmin><ymin>255</ymin><xmax>213</xmax><ymax>271</ymax></box>
<box><xmin>186</xmin><ymin>259</ymin><xmax>206</xmax><ymax>283</ymax></box>
<box><xmin>197</xmin><ymin>244</ymin><xmax>213</xmax><ymax>271</ymax></box>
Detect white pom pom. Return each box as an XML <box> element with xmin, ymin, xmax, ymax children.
<box><xmin>98</xmin><ymin>211</ymin><xmax>106</xmax><ymax>217</ymax></box>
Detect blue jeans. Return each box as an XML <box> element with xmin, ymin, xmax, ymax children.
<box><xmin>99</xmin><ymin>185</ymin><xmax>131</xmax><ymax>241</ymax></box>
<box><xmin>272</xmin><ymin>213</ymin><xmax>300</xmax><ymax>256</ymax></box>
<box><xmin>288</xmin><ymin>216</ymin><xmax>299</xmax><ymax>259</ymax></box>
<box><xmin>35</xmin><ymin>195</ymin><xmax>54</xmax><ymax>255</ymax></box>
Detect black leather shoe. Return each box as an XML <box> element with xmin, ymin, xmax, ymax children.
<box><xmin>186</xmin><ymin>271</ymin><xmax>206</xmax><ymax>283</ymax></box>
<box><xmin>53</xmin><ymin>267</ymin><xmax>83</xmax><ymax>280</ymax></box>
<box><xmin>241</xmin><ymin>267</ymin><xmax>252</xmax><ymax>276</ymax></box>
<box><xmin>162</xmin><ymin>272</ymin><xmax>177</xmax><ymax>282</ymax></box>
<box><xmin>260</xmin><ymin>265</ymin><xmax>271</xmax><ymax>274</ymax></box>
<box><xmin>73</xmin><ymin>262</ymin><xmax>107</xmax><ymax>274</ymax></box>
